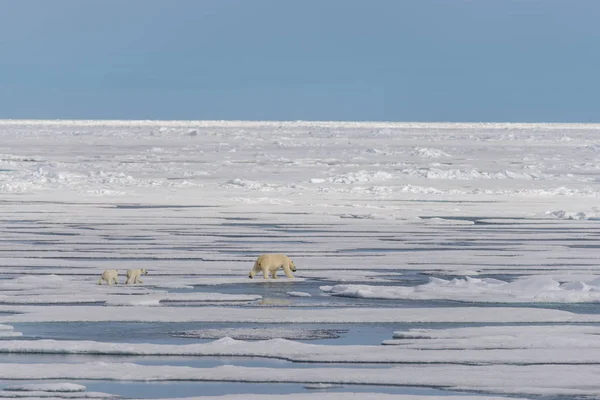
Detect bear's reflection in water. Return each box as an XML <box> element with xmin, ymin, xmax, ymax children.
<box><xmin>258</xmin><ymin>297</ymin><xmax>292</xmax><ymax>306</ymax></box>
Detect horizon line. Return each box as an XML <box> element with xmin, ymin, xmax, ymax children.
<box><xmin>1</xmin><ymin>118</ymin><xmax>600</xmax><ymax>129</ymax></box>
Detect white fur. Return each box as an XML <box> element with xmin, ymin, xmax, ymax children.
<box><xmin>249</xmin><ymin>254</ymin><xmax>297</xmax><ymax>279</ymax></box>
<box><xmin>125</xmin><ymin>268</ymin><xmax>148</xmax><ymax>284</ymax></box>
<box><xmin>98</xmin><ymin>269</ymin><xmax>118</xmax><ymax>285</ymax></box>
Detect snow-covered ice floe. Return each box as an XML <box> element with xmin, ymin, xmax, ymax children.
<box><xmin>0</xmin><ymin>361</ymin><xmax>599</xmax><ymax>396</ymax></box>
<box><xmin>61</xmin><ymin>395</ymin><xmax>529</xmax><ymax>400</ymax></box>
<box><xmin>2</xmin><ymin>120</ymin><xmax>600</xmax><ymax>399</ymax></box>
<box><xmin>0</xmin><ymin>324</ymin><xmax>22</xmax><ymax>338</ymax></box>
<box><xmin>0</xmin><ymin>382</ymin><xmax>119</xmax><ymax>399</ymax></box>
<box><xmin>3</xmin><ymin>333</ymin><xmax>600</xmax><ymax>364</ymax></box>
<box><xmin>321</xmin><ymin>275</ymin><xmax>600</xmax><ymax>303</ymax></box>
<box><xmin>1</xmin><ymin>305</ymin><xmax>594</xmax><ymax>323</ymax></box>
<box><xmin>383</xmin><ymin>325</ymin><xmax>600</xmax><ymax>349</ymax></box>
<box><xmin>3</xmin><ymin>383</ymin><xmax>86</xmax><ymax>392</ymax></box>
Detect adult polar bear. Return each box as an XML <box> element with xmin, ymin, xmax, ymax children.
<box><xmin>249</xmin><ymin>254</ymin><xmax>297</xmax><ymax>279</ymax></box>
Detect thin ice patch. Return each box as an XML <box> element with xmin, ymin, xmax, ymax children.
<box><xmin>287</xmin><ymin>291</ymin><xmax>312</xmax><ymax>297</ymax></box>
<box><xmin>171</xmin><ymin>328</ymin><xmax>347</xmax><ymax>340</ymax></box>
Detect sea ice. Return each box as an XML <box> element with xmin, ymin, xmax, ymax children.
<box><xmin>321</xmin><ymin>275</ymin><xmax>600</xmax><ymax>303</ymax></box>
<box><xmin>2</xmin><ymin>120</ymin><xmax>600</xmax><ymax>399</ymax></box>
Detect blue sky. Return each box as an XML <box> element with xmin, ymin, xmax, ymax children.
<box><xmin>0</xmin><ymin>0</ymin><xmax>598</xmax><ymax>122</ymax></box>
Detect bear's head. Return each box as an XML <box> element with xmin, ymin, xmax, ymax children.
<box><xmin>141</xmin><ymin>269</ymin><xmax>148</xmax><ymax>275</ymax></box>
<box><xmin>290</xmin><ymin>261</ymin><xmax>296</xmax><ymax>272</ymax></box>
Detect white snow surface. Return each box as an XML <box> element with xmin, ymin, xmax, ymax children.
<box><xmin>2</xmin><ymin>120</ymin><xmax>600</xmax><ymax>399</ymax></box>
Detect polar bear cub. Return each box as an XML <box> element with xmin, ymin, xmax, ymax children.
<box><xmin>249</xmin><ymin>254</ymin><xmax>297</xmax><ymax>279</ymax></box>
<box><xmin>98</xmin><ymin>269</ymin><xmax>119</xmax><ymax>285</ymax></box>
<box><xmin>126</xmin><ymin>268</ymin><xmax>148</xmax><ymax>285</ymax></box>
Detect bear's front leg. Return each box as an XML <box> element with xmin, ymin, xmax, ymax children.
<box><xmin>262</xmin><ymin>267</ymin><xmax>270</xmax><ymax>279</ymax></box>
<box><xmin>282</xmin><ymin>264</ymin><xmax>295</xmax><ymax>278</ymax></box>
<box><xmin>271</xmin><ymin>269</ymin><xmax>278</xmax><ymax>279</ymax></box>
